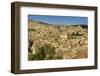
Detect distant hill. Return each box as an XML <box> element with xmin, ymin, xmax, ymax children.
<box><xmin>29</xmin><ymin>20</ymin><xmax>88</xmax><ymax>29</ymax></box>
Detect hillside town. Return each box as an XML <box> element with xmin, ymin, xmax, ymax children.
<box><xmin>28</xmin><ymin>20</ymin><xmax>88</xmax><ymax>60</ymax></box>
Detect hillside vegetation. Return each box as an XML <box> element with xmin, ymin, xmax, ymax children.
<box><xmin>28</xmin><ymin>20</ymin><xmax>88</xmax><ymax>60</ymax></box>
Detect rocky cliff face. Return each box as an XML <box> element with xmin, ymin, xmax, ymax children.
<box><xmin>28</xmin><ymin>20</ymin><xmax>88</xmax><ymax>60</ymax></box>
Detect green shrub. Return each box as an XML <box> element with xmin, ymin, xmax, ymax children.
<box><xmin>28</xmin><ymin>44</ymin><xmax>56</xmax><ymax>60</ymax></box>
<box><xmin>28</xmin><ymin>28</ymin><xmax>36</xmax><ymax>32</ymax></box>
<box><xmin>42</xmin><ymin>44</ymin><xmax>55</xmax><ymax>59</ymax></box>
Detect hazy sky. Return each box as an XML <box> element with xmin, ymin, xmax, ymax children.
<box><xmin>28</xmin><ymin>15</ymin><xmax>88</xmax><ymax>25</ymax></box>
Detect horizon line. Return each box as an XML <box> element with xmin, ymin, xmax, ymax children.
<box><xmin>28</xmin><ymin>19</ymin><xmax>88</xmax><ymax>26</ymax></box>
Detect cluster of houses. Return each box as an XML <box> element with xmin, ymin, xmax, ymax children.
<box><xmin>28</xmin><ymin>20</ymin><xmax>88</xmax><ymax>59</ymax></box>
